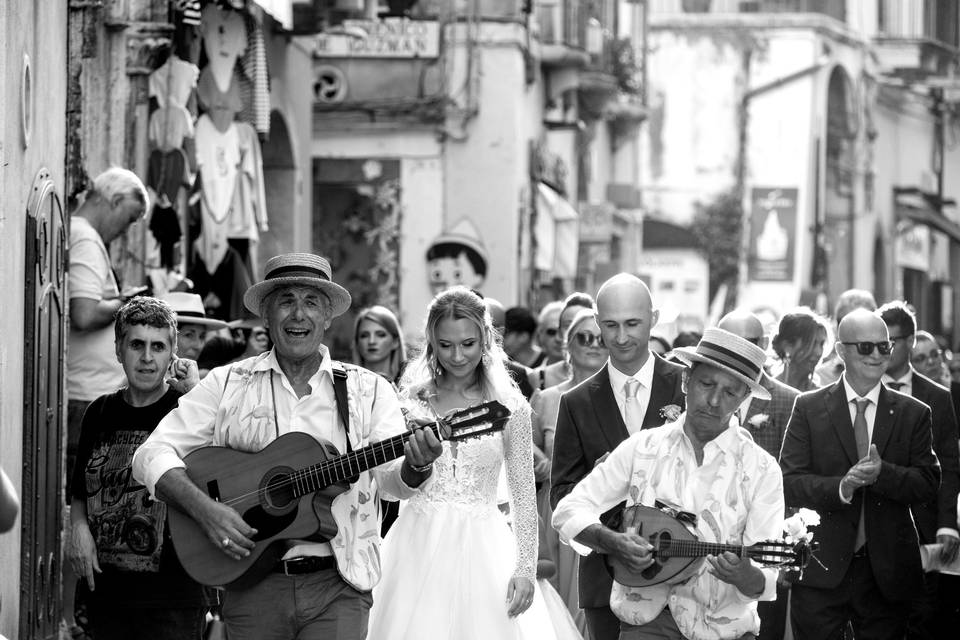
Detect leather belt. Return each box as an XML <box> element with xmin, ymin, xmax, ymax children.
<box><xmin>274</xmin><ymin>556</ymin><xmax>337</xmax><ymax>575</ymax></box>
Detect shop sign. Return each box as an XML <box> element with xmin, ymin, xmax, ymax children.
<box><xmin>579</xmin><ymin>203</ymin><xmax>613</xmax><ymax>243</ymax></box>
<box><xmin>748</xmin><ymin>187</ymin><xmax>797</xmax><ymax>282</ymax></box>
<box><xmin>895</xmin><ymin>223</ymin><xmax>930</xmax><ymax>271</ymax></box>
<box><xmin>314</xmin><ymin>18</ymin><xmax>439</xmax><ymax>59</ymax></box>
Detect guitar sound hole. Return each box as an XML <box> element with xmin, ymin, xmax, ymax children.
<box><xmin>242</xmin><ymin>505</ymin><xmax>298</xmax><ymax>542</ymax></box>
<box><xmin>263</xmin><ymin>471</ymin><xmax>297</xmax><ymax>510</ymax></box>
<box><xmin>642</xmin><ymin>531</ymin><xmax>669</xmax><ymax>579</ymax></box>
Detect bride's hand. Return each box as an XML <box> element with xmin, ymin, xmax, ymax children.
<box><xmin>505</xmin><ymin>576</ymin><xmax>535</xmax><ymax>618</ymax></box>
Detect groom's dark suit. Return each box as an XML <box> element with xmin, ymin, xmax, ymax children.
<box><xmin>780</xmin><ymin>380</ymin><xmax>940</xmax><ymax>639</ymax></box>
<box><xmin>550</xmin><ymin>354</ymin><xmax>684</xmax><ymax>640</ymax></box>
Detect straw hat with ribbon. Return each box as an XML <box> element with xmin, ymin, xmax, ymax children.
<box><xmin>243</xmin><ymin>253</ymin><xmax>352</xmax><ymax>318</ymax></box>
<box><xmin>160</xmin><ymin>292</ymin><xmax>229</xmax><ymax>330</ymax></box>
<box><xmin>671</xmin><ymin>327</ymin><xmax>771</xmax><ymax>400</ymax></box>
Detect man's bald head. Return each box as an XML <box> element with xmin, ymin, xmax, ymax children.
<box><xmin>596</xmin><ymin>273</ymin><xmax>653</xmax><ymax>313</ymax></box>
<box><xmin>596</xmin><ymin>273</ymin><xmax>658</xmax><ymax>374</ymax></box>
<box><xmin>718</xmin><ymin>309</ymin><xmax>764</xmax><ymax>344</ymax></box>
<box><xmin>836</xmin><ymin>308</ymin><xmax>887</xmax><ymax>343</ymax></box>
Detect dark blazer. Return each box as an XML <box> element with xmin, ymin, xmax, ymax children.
<box><xmin>908</xmin><ymin>372</ymin><xmax>960</xmax><ymax>542</ymax></box>
<box><xmin>550</xmin><ymin>353</ymin><xmax>685</xmax><ymax>609</ymax></box>
<box><xmin>780</xmin><ymin>380</ymin><xmax>940</xmax><ymax>602</ymax></box>
<box><xmin>742</xmin><ymin>372</ymin><xmax>799</xmax><ymax>460</ymax></box>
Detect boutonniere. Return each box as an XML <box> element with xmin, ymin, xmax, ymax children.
<box><xmin>783</xmin><ymin>508</ymin><xmax>820</xmax><ymax>544</ymax></box>
<box><xmin>659</xmin><ymin>404</ymin><xmax>682</xmax><ymax>422</ymax></box>
<box><xmin>746</xmin><ymin>413</ymin><xmax>770</xmax><ymax>429</ymax></box>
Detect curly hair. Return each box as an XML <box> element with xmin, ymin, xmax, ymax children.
<box><xmin>114</xmin><ymin>296</ymin><xmax>177</xmax><ymax>347</ymax></box>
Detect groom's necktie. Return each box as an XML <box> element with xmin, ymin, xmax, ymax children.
<box><xmin>852</xmin><ymin>398</ymin><xmax>870</xmax><ymax>552</ymax></box>
<box><xmin>624</xmin><ymin>379</ymin><xmax>642</xmax><ymax>434</ymax></box>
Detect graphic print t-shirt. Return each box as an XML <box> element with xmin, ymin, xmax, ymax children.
<box><xmin>71</xmin><ymin>388</ymin><xmax>203</xmax><ymax>607</ymax></box>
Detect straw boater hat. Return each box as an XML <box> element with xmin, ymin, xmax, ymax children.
<box><xmin>671</xmin><ymin>327</ymin><xmax>771</xmax><ymax>401</ymax></box>
<box><xmin>160</xmin><ymin>292</ymin><xmax>229</xmax><ymax>329</ymax></box>
<box><xmin>243</xmin><ymin>253</ymin><xmax>352</xmax><ymax>318</ymax></box>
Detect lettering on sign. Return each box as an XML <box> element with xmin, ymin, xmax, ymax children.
<box><xmin>315</xmin><ymin>18</ymin><xmax>440</xmax><ymax>59</ymax></box>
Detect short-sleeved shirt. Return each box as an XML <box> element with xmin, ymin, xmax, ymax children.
<box><xmin>67</xmin><ymin>216</ymin><xmax>125</xmax><ymax>401</ymax></box>
<box><xmin>71</xmin><ymin>388</ymin><xmax>203</xmax><ymax>608</ymax></box>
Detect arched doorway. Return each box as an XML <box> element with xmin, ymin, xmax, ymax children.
<box><xmin>258</xmin><ymin>109</ymin><xmax>297</xmax><ymax>277</ymax></box>
<box><xmin>822</xmin><ymin>66</ymin><xmax>858</xmax><ymax>305</ymax></box>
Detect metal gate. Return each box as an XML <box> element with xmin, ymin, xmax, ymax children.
<box><xmin>20</xmin><ymin>168</ymin><xmax>67</xmax><ymax>640</ymax></box>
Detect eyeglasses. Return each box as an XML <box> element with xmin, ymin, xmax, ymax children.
<box><xmin>912</xmin><ymin>348</ymin><xmax>942</xmax><ymax>365</ymax></box>
<box><xmin>841</xmin><ymin>341</ymin><xmax>893</xmax><ymax>356</ymax></box>
<box><xmin>573</xmin><ymin>332</ymin><xmax>603</xmax><ymax>348</ymax></box>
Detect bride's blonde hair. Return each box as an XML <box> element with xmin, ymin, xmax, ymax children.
<box><xmin>400</xmin><ymin>287</ymin><xmax>521</xmax><ymax>405</ymax></box>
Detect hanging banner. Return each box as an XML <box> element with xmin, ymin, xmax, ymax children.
<box><xmin>748</xmin><ymin>187</ymin><xmax>797</xmax><ymax>282</ymax></box>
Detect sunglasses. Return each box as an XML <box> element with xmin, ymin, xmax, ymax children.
<box><xmin>912</xmin><ymin>348</ymin><xmax>942</xmax><ymax>365</ymax></box>
<box><xmin>573</xmin><ymin>332</ymin><xmax>603</xmax><ymax>348</ymax></box>
<box><xmin>841</xmin><ymin>341</ymin><xmax>893</xmax><ymax>356</ymax></box>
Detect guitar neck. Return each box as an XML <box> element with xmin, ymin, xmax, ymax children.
<box><xmin>288</xmin><ymin>423</ymin><xmax>441</xmax><ymax>498</ymax></box>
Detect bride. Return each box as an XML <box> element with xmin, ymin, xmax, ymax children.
<box><xmin>367</xmin><ymin>287</ymin><xmax>557</xmax><ymax>640</ymax></box>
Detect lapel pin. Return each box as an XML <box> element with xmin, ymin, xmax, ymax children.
<box><xmin>889</xmin><ymin>409</ymin><xmax>894</xmax><ymax>415</ymax></box>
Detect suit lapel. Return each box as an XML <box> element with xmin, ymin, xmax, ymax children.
<box><xmin>643</xmin><ymin>355</ymin><xmax>677</xmax><ymax>428</ymax></box>
<box><xmin>826</xmin><ymin>381</ymin><xmax>860</xmax><ymax>466</ymax></box>
<box><xmin>589</xmin><ymin>367</ymin><xmax>629</xmax><ymax>448</ymax></box>
<box><xmin>872</xmin><ymin>387</ymin><xmax>899</xmax><ymax>455</ymax></box>
<box><xmin>743</xmin><ymin>373</ymin><xmax>774</xmax><ymax>422</ymax></box>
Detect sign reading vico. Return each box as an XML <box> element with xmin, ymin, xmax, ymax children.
<box><xmin>314</xmin><ymin>18</ymin><xmax>439</xmax><ymax>59</ymax></box>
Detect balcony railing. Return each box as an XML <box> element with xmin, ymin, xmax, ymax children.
<box><xmin>877</xmin><ymin>0</ymin><xmax>959</xmax><ymax>48</ymax></box>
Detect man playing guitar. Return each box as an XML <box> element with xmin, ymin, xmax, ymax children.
<box><xmin>132</xmin><ymin>253</ymin><xmax>442</xmax><ymax>640</ymax></box>
<box><xmin>553</xmin><ymin>329</ymin><xmax>786</xmax><ymax>640</ymax></box>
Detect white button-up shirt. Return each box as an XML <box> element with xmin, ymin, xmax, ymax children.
<box><xmin>132</xmin><ymin>346</ymin><xmax>421</xmax><ymax>590</ymax></box>
<box><xmin>608</xmin><ymin>353</ymin><xmax>655</xmax><ymax>432</ymax></box>
<box><xmin>553</xmin><ymin>415</ymin><xmax>784</xmax><ymax>640</ymax></box>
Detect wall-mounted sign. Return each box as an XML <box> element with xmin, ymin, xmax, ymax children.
<box><xmin>895</xmin><ymin>223</ymin><xmax>930</xmax><ymax>271</ymax></box>
<box><xmin>314</xmin><ymin>18</ymin><xmax>439</xmax><ymax>59</ymax></box>
<box><xmin>748</xmin><ymin>187</ymin><xmax>797</xmax><ymax>282</ymax></box>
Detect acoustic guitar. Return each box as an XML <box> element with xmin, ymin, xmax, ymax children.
<box><xmin>605</xmin><ymin>503</ymin><xmax>817</xmax><ymax>588</ymax></box>
<box><xmin>168</xmin><ymin>401</ymin><xmax>510</xmax><ymax>588</ymax></box>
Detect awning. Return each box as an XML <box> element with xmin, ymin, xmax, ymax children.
<box><xmin>535</xmin><ymin>183</ymin><xmax>579</xmax><ymax>278</ymax></box>
<box><xmin>897</xmin><ymin>204</ymin><xmax>960</xmax><ymax>243</ymax></box>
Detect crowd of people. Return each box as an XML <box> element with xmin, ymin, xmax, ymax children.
<box><xmin>54</xmin><ymin>168</ymin><xmax>960</xmax><ymax>640</ymax></box>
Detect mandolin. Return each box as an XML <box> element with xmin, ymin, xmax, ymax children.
<box><xmin>168</xmin><ymin>401</ymin><xmax>510</xmax><ymax>588</ymax></box>
<box><xmin>605</xmin><ymin>503</ymin><xmax>817</xmax><ymax>588</ymax></box>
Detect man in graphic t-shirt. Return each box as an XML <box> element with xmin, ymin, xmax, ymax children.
<box><xmin>68</xmin><ymin>297</ymin><xmax>203</xmax><ymax>639</ymax></box>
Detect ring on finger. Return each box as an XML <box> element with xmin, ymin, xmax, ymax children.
<box><xmin>221</xmin><ymin>537</ymin><xmax>231</xmax><ymax>548</ymax></box>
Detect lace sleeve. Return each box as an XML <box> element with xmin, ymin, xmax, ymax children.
<box><xmin>503</xmin><ymin>398</ymin><xmax>538</xmax><ymax>581</ymax></box>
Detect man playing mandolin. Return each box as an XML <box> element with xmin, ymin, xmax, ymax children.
<box><xmin>132</xmin><ymin>253</ymin><xmax>442</xmax><ymax>640</ymax></box>
<box><xmin>553</xmin><ymin>328</ymin><xmax>786</xmax><ymax>640</ymax></box>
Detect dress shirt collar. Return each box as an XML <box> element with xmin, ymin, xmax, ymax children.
<box><xmin>677</xmin><ymin>414</ymin><xmax>741</xmax><ymax>457</ymax></box>
<box><xmin>841</xmin><ymin>375</ymin><xmax>882</xmax><ymax>406</ymax></box>
<box><xmin>881</xmin><ymin>368</ymin><xmax>912</xmax><ymax>389</ymax></box>
<box><xmin>607</xmin><ymin>351</ymin><xmax>654</xmax><ymax>396</ymax></box>
<box><xmin>251</xmin><ymin>345</ymin><xmax>333</xmax><ymax>387</ymax></box>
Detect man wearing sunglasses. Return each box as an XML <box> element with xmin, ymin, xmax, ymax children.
<box><xmin>551</xmin><ymin>273</ymin><xmax>685</xmax><ymax>640</ymax></box>
<box><xmin>878</xmin><ymin>301</ymin><xmax>960</xmax><ymax>639</ymax></box>
<box><xmin>780</xmin><ymin>309</ymin><xmax>940</xmax><ymax>640</ymax></box>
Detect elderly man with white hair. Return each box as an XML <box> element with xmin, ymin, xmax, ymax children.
<box><xmin>133</xmin><ymin>253</ymin><xmax>442</xmax><ymax>640</ymax></box>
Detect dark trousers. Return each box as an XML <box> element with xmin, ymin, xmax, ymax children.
<box><xmin>586</xmin><ymin>604</ymin><xmax>623</xmax><ymax>640</ymax></box>
<box><xmin>791</xmin><ymin>555</ymin><xmax>908</xmax><ymax>640</ymax></box>
<box><xmin>221</xmin><ymin>568</ymin><xmax>372</xmax><ymax>640</ymax></box>
<box><xmin>906</xmin><ymin>570</ymin><xmax>938</xmax><ymax>639</ymax></box>
<box><xmin>757</xmin><ymin>582</ymin><xmax>789</xmax><ymax>640</ymax></box>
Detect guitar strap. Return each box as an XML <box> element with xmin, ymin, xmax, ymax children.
<box><xmin>331</xmin><ymin>361</ymin><xmax>352</xmax><ymax>453</ymax></box>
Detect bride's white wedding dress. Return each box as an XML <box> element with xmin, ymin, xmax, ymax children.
<box><xmin>367</xmin><ymin>395</ymin><xmax>559</xmax><ymax>640</ymax></box>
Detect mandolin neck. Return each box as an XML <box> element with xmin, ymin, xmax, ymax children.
<box><xmin>657</xmin><ymin>539</ymin><xmax>748</xmax><ymax>559</ymax></box>
<box><xmin>286</xmin><ymin>422</ymin><xmax>441</xmax><ymax>499</ymax></box>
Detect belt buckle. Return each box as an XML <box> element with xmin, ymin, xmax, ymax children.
<box><xmin>282</xmin><ymin>559</ymin><xmax>296</xmax><ymax>576</ymax></box>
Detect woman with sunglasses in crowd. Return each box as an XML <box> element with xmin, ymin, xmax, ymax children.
<box><xmin>772</xmin><ymin>307</ymin><xmax>829</xmax><ymax>392</ymax></box>
<box><xmin>528</xmin><ymin>307</ymin><xmax>609</xmax><ymax>635</ymax></box>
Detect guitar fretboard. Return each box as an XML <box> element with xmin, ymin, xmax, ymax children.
<box><xmin>657</xmin><ymin>539</ymin><xmax>745</xmax><ymax>559</ymax></box>
<box><xmin>285</xmin><ymin>423</ymin><xmax>440</xmax><ymax>498</ymax></box>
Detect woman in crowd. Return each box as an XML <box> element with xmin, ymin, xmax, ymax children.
<box><xmin>352</xmin><ymin>305</ymin><xmax>407</xmax><ymax>386</ymax></box>
<box><xmin>771</xmin><ymin>307</ymin><xmax>828</xmax><ymax>392</ymax></box>
<box><xmin>529</xmin><ymin>308</ymin><xmax>608</xmax><ymax>634</ymax></box>
<box><xmin>368</xmin><ymin>287</ymin><xmax>554</xmax><ymax>640</ymax></box>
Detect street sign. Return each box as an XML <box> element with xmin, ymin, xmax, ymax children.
<box><xmin>314</xmin><ymin>18</ymin><xmax>440</xmax><ymax>59</ymax></box>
